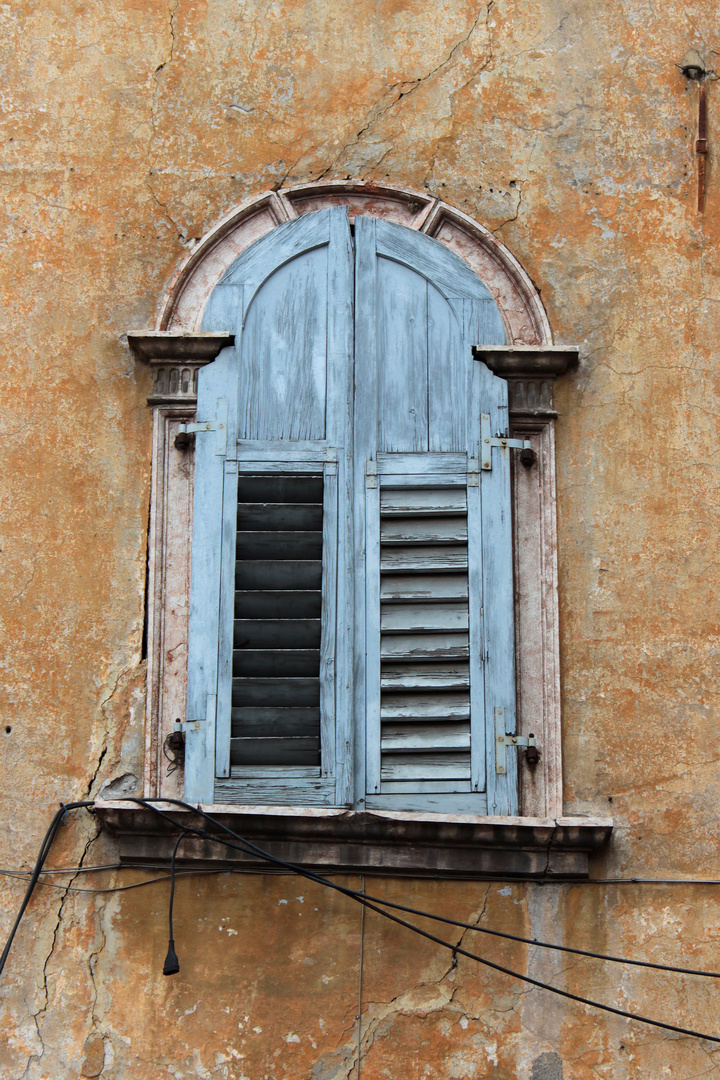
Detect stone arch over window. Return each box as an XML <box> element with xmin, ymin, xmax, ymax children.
<box><xmin>156</xmin><ymin>181</ymin><xmax>551</xmax><ymax>347</ymax></box>
<box><xmin>122</xmin><ymin>182</ymin><xmax>605</xmax><ymax>875</ymax></box>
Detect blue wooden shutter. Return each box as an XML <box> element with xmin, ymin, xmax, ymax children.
<box><xmin>354</xmin><ymin>217</ymin><xmax>518</xmax><ymax>815</ymax></box>
<box><xmin>185</xmin><ymin>208</ymin><xmax>354</xmax><ymax>805</ymax></box>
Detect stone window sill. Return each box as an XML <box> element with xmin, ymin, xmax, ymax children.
<box><xmin>95</xmin><ymin>801</ymin><xmax>612</xmax><ymax>879</ymax></box>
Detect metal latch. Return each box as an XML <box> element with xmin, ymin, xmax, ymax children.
<box><xmin>481</xmin><ymin>415</ymin><xmax>535</xmax><ymax>470</ymax></box>
<box><xmin>495</xmin><ymin>707</ymin><xmax>539</xmax><ymax>773</ymax></box>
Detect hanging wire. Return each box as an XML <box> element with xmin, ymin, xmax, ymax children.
<box><xmin>3</xmin><ymin>797</ymin><xmax>720</xmax><ymax>1046</ymax></box>
<box><xmin>126</xmin><ymin>798</ymin><xmax>720</xmax><ymax>1044</ymax></box>
<box><xmin>162</xmin><ymin>832</ymin><xmax>187</xmax><ymax>975</ymax></box>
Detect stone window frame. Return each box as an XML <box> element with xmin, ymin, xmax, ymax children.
<box><xmin>109</xmin><ymin>181</ymin><xmax>611</xmax><ymax>878</ymax></box>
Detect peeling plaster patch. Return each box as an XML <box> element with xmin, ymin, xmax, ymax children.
<box><xmin>98</xmin><ymin>772</ymin><xmax>138</xmax><ymax>798</ymax></box>
<box><xmin>285</xmin><ymin>1032</ymin><xmax>301</xmax><ymax>1043</ymax></box>
<box><xmin>531</xmin><ymin>1051</ymin><xmax>563</xmax><ymax>1080</ymax></box>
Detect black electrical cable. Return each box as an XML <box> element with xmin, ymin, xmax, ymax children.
<box><xmin>0</xmin><ymin>862</ymin><xmax>718</xmax><ymax>982</ymax></box>
<box><xmin>4</xmin><ymin>798</ymin><xmax>720</xmax><ymax>1046</ymax></box>
<box><xmin>127</xmin><ymin>799</ymin><xmax>720</xmax><ymax>979</ymax></box>
<box><xmin>163</xmin><ymin>832</ymin><xmax>186</xmax><ymax>976</ymax></box>
<box><xmin>125</xmin><ymin>798</ymin><xmax>720</xmax><ymax>1045</ymax></box>
<box><xmin>0</xmin><ymin>800</ymin><xmax>94</xmax><ymax>978</ymax></box>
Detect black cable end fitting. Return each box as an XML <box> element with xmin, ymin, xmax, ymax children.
<box><xmin>163</xmin><ymin>939</ymin><xmax>180</xmax><ymax>976</ymax></box>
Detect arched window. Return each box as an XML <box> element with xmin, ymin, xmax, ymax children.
<box><xmin>124</xmin><ymin>184</ymin><xmax>609</xmax><ymax>876</ymax></box>
<box><xmin>186</xmin><ymin>207</ymin><xmax>517</xmax><ymax>814</ymax></box>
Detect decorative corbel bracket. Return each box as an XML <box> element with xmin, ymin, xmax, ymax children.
<box><xmin>128</xmin><ymin>331</ymin><xmax>235</xmax><ymax>406</ymax></box>
<box><xmin>472</xmin><ymin>345</ymin><xmax>579</xmax><ymax>423</ymax></box>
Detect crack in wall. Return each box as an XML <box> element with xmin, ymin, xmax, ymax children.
<box><xmin>146</xmin><ymin>0</ymin><xmax>188</xmax><ymax>245</ymax></box>
<box><xmin>23</xmin><ymin>809</ymin><xmax>101</xmax><ymax>1078</ymax></box>
<box><xmin>145</xmin><ymin>180</ymin><xmax>192</xmax><ymax>247</ymax></box>
<box><xmin>316</xmin><ymin>4</ymin><xmax>493</xmax><ymax>181</ymax></box>
<box><xmin>329</xmin><ymin>886</ymin><xmax>498</xmax><ymax>1080</ymax></box>
<box><xmin>491</xmin><ymin>183</ymin><xmax>525</xmax><ymax>233</ymax></box>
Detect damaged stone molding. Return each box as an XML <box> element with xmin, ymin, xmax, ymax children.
<box><xmin>126</xmin><ymin>182</ymin><xmax>598</xmax><ymax>850</ymax></box>
<box><xmin>95</xmin><ymin>801</ymin><xmax>613</xmax><ymax>879</ymax></box>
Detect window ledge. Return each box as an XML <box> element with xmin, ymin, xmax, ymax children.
<box><xmin>95</xmin><ymin>801</ymin><xmax>612</xmax><ymax>879</ymax></box>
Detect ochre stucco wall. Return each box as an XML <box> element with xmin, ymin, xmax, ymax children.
<box><xmin>2</xmin><ymin>1</ymin><xmax>720</xmax><ymax>1077</ymax></box>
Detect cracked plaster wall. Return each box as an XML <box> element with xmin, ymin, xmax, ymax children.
<box><xmin>1</xmin><ymin>0</ymin><xmax>719</xmax><ymax>1077</ymax></box>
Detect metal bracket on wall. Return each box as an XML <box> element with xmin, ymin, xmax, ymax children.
<box><xmin>481</xmin><ymin>414</ymin><xmax>532</xmax><ymax>470</ymax></box>
<box><xmin>495</xmin><ymin>707</ymin><xmax>538</xmax><ymax>774</ymax></box>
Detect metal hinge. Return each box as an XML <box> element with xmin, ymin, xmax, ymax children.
<box><xmin>177</xmin><ymin>693</ymin><xmax>216</xmax><ymax>732</ymax></box>
<box><xmin>495</xmin><ymin>707</ymin><xmax>539</xmax><ymax>773</ymax></box>
<box><xmin>481</xmin><ymin>414</ymin><xmax>534</xmax><ymax>470</ymax></box>
<box><xmin>175</xmin><ymin>398</ymin><xmax>228</xmax><ymax>455</ymax></box>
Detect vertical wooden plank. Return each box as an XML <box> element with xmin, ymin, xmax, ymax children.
<box><xmin>466</xmin><ymin>461</ymin><xmax>486</xmax><ymax>793</ymax></box>
<box><xmin>427</xmin><ymin>285</ymin><xmax>467</xmax><ymax>452</ymax></box>
<box><xmin>327</xmin><ymin>208</ymin><xmax>355</xmax><ymax>806</ymax></box>
<box><xmin>353</xmin><ymin>216</ymin><xmax>379</xmax><ymax>809</ymax></box>
<box><xmin>214</xmin><ymin>458</ymin><xmax>238</xmax><ymax>780</ymax></box>
<box><xmin>238</xmin><ymin>245</ymin><xmax>328</xmax><ymax>440</ymax></box>
<box><xmin>320</xmin><ymin>463</ymin><xmax>338</xmax><ymax>781</ymax></box>
<box><xmin>377</xmin><ymin>258</ymin><xmax>428</xmax><ymax>452</ymax></box>
<box><xmin>465</xmin><ymin>298</ymin><xmax>518</xmax><ymax>816</ymax></box>
<box><xmin>185</xmin><ymin>354</ymin><xmax>236</xmax><ymax>803</ymax></box>
<box><xmin>364</xmin><ymin>471</ymin><xmax>382</xmax><ymax>794</ymax></box>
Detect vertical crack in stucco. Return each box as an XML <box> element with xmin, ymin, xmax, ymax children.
<box><xmin>20</xmin><ymin>661</ymin><xmax>127</xmax><ymax>1075</ymax></box>
<box><xmin>314</xmin><ymin>4</ymin><xmax>494</xmax><ymax>182</ymax></box>
<box><xmin>25</xmin><ymin>814</ymin><xmax>102</xmax><ymax>1078</ymax></box>
<box><xmin>146</xmin><ymin>0</ymin><xmax>189</xmax><ymax>246</ymax></box>
<box><xmin>329</xmin><ymin>885</ymin><xmax>496</xmax><ymax>1079</ymax></box>
<box><xmin>87</xmin><ymin>902</ymin><xmax>108</xmax><ymax>1038</ymax></box>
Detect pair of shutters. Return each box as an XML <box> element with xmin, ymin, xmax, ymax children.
<box><xmin>185</xmin><ymin>208</ymin><xmax>519</xmax><ymax>815</ymax></box>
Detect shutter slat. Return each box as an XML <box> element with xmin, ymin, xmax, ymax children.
<box><xmin>380</xmin><ymin>574</ymin><xmax>468</xmax><ymax>602</ymax></box>
<box><xmin>232</xmin><ymin>678</ymin><xmax>320</xmax><ymax>706</ymax></box>
<box><xmin>236</xmin><ymin>533</ymin><xmax>322</xmax><ymax>559</ymax></box>
<box><xmin>231</xmin><ymin>737</ymin><xmax>320</xmax><ymax>766</ymax></box>
<box><xmin>380</xmin><ymin>518</ymin><xmax>467</xmax><ymax>543</ymax></box>
<box><xmin>381</xmin><ymin>603</ymin><xmax>469</xmax><ymax>633</ymax></box>
<box><xmin>381</xmin><ymin>694</ymin><xmax>470</xmax><ymax>720</ymax></box>
<box><xmin>381</xmin><ymin>547</ymin><xmax>468</xmax><ymax>572</ymax></box>
<box><xmin>235</xmin><ymin>561</ymin><xmax>322</xmax><ymax>589</ymax></box>
<box><xmin>234</xmin><ymin>619</ymin><xmax>321</xmax><ymax>649</ymax></box>
<box><xmin>380</xmin><ymin>632</ymin><xmax>469</xmax><ymax>660</ymax></box>
<box><xmin>232</xmin><ymin>707</ymin><xmax>320</xmax><ymax>737</ymax></box>
<box><xmin>381</xmin><ymin>723</ymin><xmax>470</xmax><ymax>751</ymax></box>
<box><xmin>237</xmin><ymin>503</ymin><xmax>323</xmax><ymax>531</ymax></box>
<box><xmin>235</xmin><ymin>590</ymin><xmax>322</xmax><ymax>618</ymax></box>
<box><xmin>381</xmin><ymin>663</ymin><xmax>470</xmax><ymax>690</ymax></box>
<box><xmin>233</xmin><ymin>649</ymin><xmax>320</xmax><ymax>677</ymax></box>
<box><xmin>380</xmin><ymin>489</ymin><xmax>467</xmax><ymax>514</ymax></box>
<box><xmin>381</xmin><ymin>754</ymin><xmax>471</xmax><ymax>781</ymax></box>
